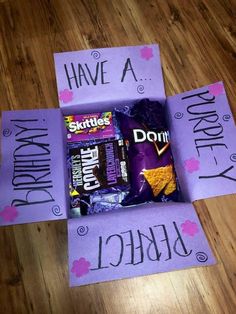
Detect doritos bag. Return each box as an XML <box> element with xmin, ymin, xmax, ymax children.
<box><xmin>116</xmin><ymin>99</ymin><xmax>179</xmax><ymax>205</ymax></box>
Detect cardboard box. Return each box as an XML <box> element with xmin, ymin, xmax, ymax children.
<box><xmin>0</xmin><ymin>109</ymin><xmax>68</xmax><ymax>224</ymax></box>
<box><xmin>2</xmin><ymin>44</ymin><xmax>235</xmax><ymax>286</ymax></box>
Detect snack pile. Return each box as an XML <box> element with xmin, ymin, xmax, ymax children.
<box><xmin>65</xmin><ymin>100</ymin><xmax>179</xmax><ymax>216</ymax></box>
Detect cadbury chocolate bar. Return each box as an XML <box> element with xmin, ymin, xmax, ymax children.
<box><xmin>68</xmin><ymin>139</ymin><xmax>129</xmax><ymax>196</ymax></box>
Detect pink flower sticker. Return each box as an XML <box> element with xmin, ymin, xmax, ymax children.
<box><xmin>209</xmin><ymin>83</ymin><xmax>224</xmax><ymax>96</ymax></box>
<box><xmin>181</xmin><ymin>220</ymin><xmax>199</xmax><ymax>237</ymax></box>
<box><xmin>184</xmin><ymin>157</ymin><xmax>200</xmax><ymax>173</ymax></box>
<box><xmin>140</xmin><ymin>46</ymin><xmax>153</xmax><ymax>61</ymax></box>
<box><xmin>0</xmin><ymin>206</ymin><xmax>19</xmax><ymax>222</ymax></box>
<box><xmin>59</xmin><ymin>89</ymin><xmax>73</xmax><ymax>103</ymax></box>
<box><xmin>71</xmin><ymin>258</ymin><xmax>90</xmax><ymax>278</ymax></box>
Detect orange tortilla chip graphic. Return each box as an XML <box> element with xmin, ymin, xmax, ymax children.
<box><xmin>143</xmin><ymin>164</ymin><xmax>176</xmax><ymax>197</ymax></box>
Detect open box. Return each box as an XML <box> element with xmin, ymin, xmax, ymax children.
<box><xmin>1</xmin><ymin>44</ymin><xmax>236</xmax><ymax>286</ymax></box>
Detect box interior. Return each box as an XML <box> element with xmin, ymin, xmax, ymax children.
<box><xmin>62</xmin><ymin>96</ymin><xmax>182</xmax><ymax>219</ymax></box>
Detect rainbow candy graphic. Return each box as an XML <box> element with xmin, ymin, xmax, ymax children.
<box><xmin>64</xmin><ymin>112</ymin><xmax>115</xmax><ymax>142</ymax></box>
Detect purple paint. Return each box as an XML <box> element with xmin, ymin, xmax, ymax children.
<box><xmin>0</xmin><ymin>109</ymin><xmax>69</xmax><ymax>226</ymax></box>
<box><xmin>166</xmin><ymin>81</ymin><xmax>236</xmax><ymax>201</ymax></box>
<box><xmin>68</xmin><ymin>202</ymin><xmax>215</xmax><ymax>286</ymax></box>
<box><xmin>54</xmin><ymin>45</ymin><xmax>166</xmax><ymax>114</ymax></box>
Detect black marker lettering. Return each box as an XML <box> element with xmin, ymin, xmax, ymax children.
<box><xmin>11</xmin><ymin>189</ymin><xmax>54</xmax><ymax>207</ymax></box>
<box><xmin>90</xmin><ymin>236</ymin><xmax>109</xmax><ymax>270</ymax></box>
<box><xmin>182</xmin><ymin>90</ymin><xmax>215</xmax><ymax>102</ymax></box>
<box><xmin>196</xmin><ymin>143</ymin><xmax>228</xmax><ymax>157</ymax></box>
<box><xmin>199</xmin><ymin>165</ymin><xmax>236</xmax><ymax>181</ymax></box>
<box><xmin>101</xmin><ymin>60</ymin><xmax>109</xmax><ymax>84</ymax></box>
<box><xmin>85</xmin><ymin>63</ymin><xmax>99</xmax><ymax>85</ymax></box>
<box><xmin>121</xmin><ymin>230</ymin><xmax>135</xmax><ymax>265</ymax></box>
<box><xmin>121</xmin><ymin>58</ymin><xmax>137</xmax><ymax>82</ymax></box>
<box><xmin>106</xmin><ymin>234</ymin><xmax>124</xmax><ymax>267</ymax></box>
<box><xmin>154</xmin><ymin>225</ymin><xmax>172</xmax><ymax>261</ymax></box>
<box><xmin>10</xmin><ymin>120</ymin><xmax>55</xmax><ymax>207</ymax></box>
<box><xmin>64</xmin><ymin>63</ymin><xmax>79</xmax><ymax>89</ymax></box>
<box><xmin>139</xmin><ymin>229</ymin><xmax>161</xmax><ymax>261</ymax></box>
<box><xmin>173</xmin><ymin>222</ymin><xmax>192</xmax><ymax>257</ymax></box>
<box><xmin>78</xmin><ymin>64</ymin><xmax>90</xmax><ymax>86</ymax></box>
<box><xmin>134</xmin><ymin>230</ymin><xmax>144</xmax><ymax>265</ymax></box>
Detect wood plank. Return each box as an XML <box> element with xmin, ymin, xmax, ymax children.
<box><xmin>0</xmin><ymin>0</ymin><xmax>236</xmax><ymax>313</ymax></box>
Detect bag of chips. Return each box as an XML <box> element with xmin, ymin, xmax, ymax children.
<box><xmin>116</xmin><ymin>99</ymin><xmax>179</xmax><ymax>205</ymax></box>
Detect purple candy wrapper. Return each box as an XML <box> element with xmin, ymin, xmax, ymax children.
<box><xmin>68</xmin><ymin>138</ymin><xmax>129</xmax><ymax>216</ymax></box>
<box><xmin>116</xmin><ymin>99</ymin><xmax>178</xmax><ymax>205</ymax></box>
<box><xmin>80</xmin><ymin>187</ymin><xmax>128</xmax><ymax>215</ymax></box>
<box><xmin>65</xmin><ymin>112</ymin><xmax>115</xmax><ymax>142</ymax></box>
<box><xmin>69</xmin><ymin>139</ymin><xmax>129</xmax><ymax>194</ymax></box>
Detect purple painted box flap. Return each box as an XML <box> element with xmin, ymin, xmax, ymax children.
<box><xmin>0</xmin><ymin>109</ymin><xmax>69</xmax><ymax>225</ymax></box>
<box><xmin>54</xmin><ymin>45</ymin><xmax>165</xmax><ymax>114</ymax></box>
<box><xmin>68</xmin><ymin>202</ymin><xmax>215</xmax><ymax>287</ymax></box>
<box><xmin>166</xmin><ymin>82</ymin><xmax>236</xmax><ymax>201</ymax></box>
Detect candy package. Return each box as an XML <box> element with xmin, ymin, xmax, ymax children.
<box><xmin>66</xmin><ymin>102</ymin><xmax>179</xmax><ymax>216</ymax></box>
<box><xmin>80</xmin><ymin>187</ymin><xmax>129</xmax><ymax>215</ymax></box>
<box><xmin>67</xmin><ymin>139</ymin><xmax>129</xmax><ymax>216</ymax></box>
<box><xmin>64</xmin><ymin>112</ymin><xmax>123</xmax><ymax>142</ymax></box>
<box><xmin>115</xmin><ymin>99</ymin><xmax>179</xmax><ymax>205</ymax></box>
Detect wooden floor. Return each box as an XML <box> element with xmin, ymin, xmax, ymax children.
<box><xmin>0</xmin><ymin>0</ymin><xmax>236</xmax><ymax>313</ymax></box>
